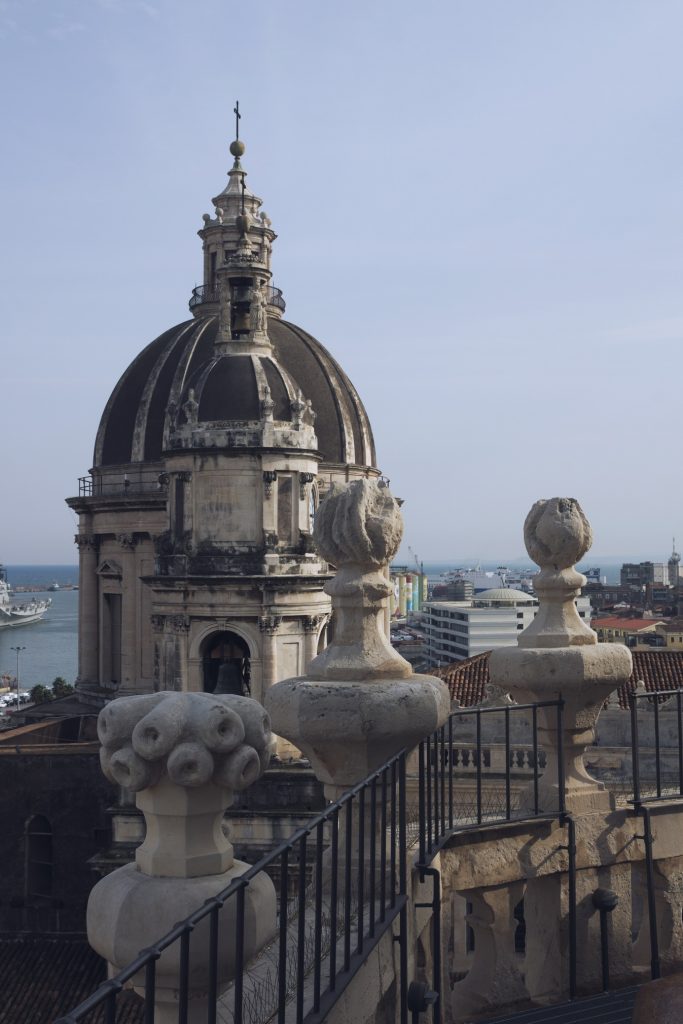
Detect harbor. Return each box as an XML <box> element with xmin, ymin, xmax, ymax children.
<box><xmin>0</xmin><ymin>566</ymin><xmax>78</xmax><ymax>689</ymax></box>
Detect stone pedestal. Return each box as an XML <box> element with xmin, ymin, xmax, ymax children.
<box><xmin>88</xmin><ymin>691</ymin><xmax>276</xmax><ymax>1022</ymax></box>
<box><xmin>489</xmin><ymin>498</ymin><xmax>632</xmax><ymax>814</ymax></box>
<box><xmin>267</xmin><ymin>479</ymin><xmax>449</xmax><ymax>836</ymax></box>
<box><xmin>451</xmin><ymin>882</ymin><xmax>527</xmax><ymax>1020</ymax></box>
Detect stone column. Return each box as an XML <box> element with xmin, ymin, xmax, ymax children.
<box><xmin>450</xmin><ymin>882</ymin><xmax>527</xmax><ymax>1021</ymax></box>
<box><xmin>88</xmin><ymin>691</ymin><xmax>276</xmax><ymax>1024</ymax></box>
<box><xmin>258</xmin><ymin>615</ymin><xmax>281</xmax><ymax>695</ymax></box>
<box><xmin>75</xmin><ymin>533</ymin><xmax>99</xmax><ymax>686</ymax></box>
<box><xmin>302</xmin><ymin>614</ymin><xmax>325</xmax><ymax>671</ymax></box>
<box><xmin>489</xmin><ymin>498</ymin><xmax>632</xmax><ymax>814</ymax></box>
<box><xmin>117</xmin><ymin>533</ymin><xmax>138</xmax><ymax>694</ymax></box>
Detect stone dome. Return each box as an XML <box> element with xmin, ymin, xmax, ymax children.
<box><xmin>94</xmin><ymin>315</ymin><xmax>376</xmax><ymax>469</ymax></box>
<box><xmin>474</xmin><ymin>588</ymin><xmax>536</xmax><ymax>605</ymax></box>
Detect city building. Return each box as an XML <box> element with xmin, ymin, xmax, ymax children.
<box><xmin>389</xmin><ymin>566</ymin><xmax>428</xmax><ymax>617</ymax></box>
<box><xmin>424</xmin><ymin>588</ymin><xmax>591</xmax><ymax>665</ymax></box>
<box><xmin>591</xmin><ymin>616</ymin><xmax>664</xmax><ymax>646</ymax></box>
<box><xmin>620</xmin><ymin>561</ymin><xmax>668</xmax><ymax>589</ymax></box>
<box><xmin>669</xmin><ymin>539</ymin><xmax>681</xmax><ymax>586</ymax></box>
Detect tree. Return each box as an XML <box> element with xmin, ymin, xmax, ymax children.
<box><xmin>30</xmin><ymin>684</ymin><xmax>53</xmax><ymax>705</ymax></box>
<box><xmin>52</xmin><ymin>677</ymin><xmax>74</xmax><ymax>698</ymax></box>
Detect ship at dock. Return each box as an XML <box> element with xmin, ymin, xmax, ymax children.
<box><xmin>0</xmin><ymin>564</ymin><xmax>51</xmax><ymax>628</ymax></box>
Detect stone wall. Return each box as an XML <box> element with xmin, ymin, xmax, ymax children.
<box><xmin>0</xmin><ymin>748</ymin><xmax>114</xmax><ymax>935</ymax></box>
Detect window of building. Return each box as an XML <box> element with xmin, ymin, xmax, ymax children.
<box><xmin>25</xmin><ymin>815</ymin><xmax>53</xmax><ymax>902</ymax></box>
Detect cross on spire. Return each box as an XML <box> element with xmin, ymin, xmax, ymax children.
<box><xmin>234</xmin><ymin>100</ymin><xmax>241</xmax><ymax>141</ymax></box>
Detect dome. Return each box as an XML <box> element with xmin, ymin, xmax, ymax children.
<box><xmin>94</xmin><ymin>315</ymin><xmax>376</xmax><ymax>469</ymax></box>
<box><xmin>474</xmin><ymin>588</ymin><xmax>536</xmax><ymax>605</ymax></box>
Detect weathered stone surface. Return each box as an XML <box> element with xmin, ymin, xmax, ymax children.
<box><xmin>490</xmin><ymin>497</ymin><xmax>632</xmax><ymax>812</ymax></box>
<box><xmin>267</xmin><ymin>479</ymin><xmax>449</xmax><ymax>795</ymax></box>
<box><xmin>88</xmin><ymin>691</ymin><xmax>277</xmax><ymax>1023</ymax></box>
<box><xmin>97</xmin><ymin>691</ymin><xmax>272</xmax><ymax>875</ymax></box>
<box><xmin>524</xmin><ymin>497</ymin><xmax>592</xmax><ymax>571</ymax></box>
<box><xmin>632</xmin><ymin>973</ymin><xmax>683</xmax><ymax>1024</ymax></box>
<box><xmin>267</xmin><ymin>673</ymin><xmax>449</xmax><ymax>786</ymax></box>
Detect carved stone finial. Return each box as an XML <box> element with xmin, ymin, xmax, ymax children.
<box><xmin>97</xmin><ymin>691</ymin><xmax>272</xmax><ymax>875</ymax></box>
<box><xmin>313</xmin><ymin>478</ymin><xmax>403</xmax><ymax>572</ymax></box>
<box><xmin>518</xmin><ymin>497</ymin><xmax>595</xmax><ymax>649</ymax></box>
<box><xmin>308</xmin><ymin>479</ymin><xmax>408</xmax><ymax>681</ymax></box>
<box><xmin>489</xmin><ymin>496</ymin><xmax>632</xmax><ymax>813</ymax></box>
<box><xmin>266</xmin><ymin>479</ymin><xmax>450</xmax><ymax>794</ymax></box>
<box><xmin>524</xmin><ymin>497</ymin><xmax>592</xmax><ymax>571</ymax></box>
<box><xmin>89</xmin><ymin>691</ymin><xmax>276</xmax><ymax>1022</ymax></box>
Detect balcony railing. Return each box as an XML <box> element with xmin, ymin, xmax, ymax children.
<box><xmin>189</xmin><ymin>283</ymin><xmax>286</xmax><ymax>313</ymax></box>
<box><xmin>77</xmin><ymin>475</ymin><xmax>168</xmax><ymax>499</ymax></box>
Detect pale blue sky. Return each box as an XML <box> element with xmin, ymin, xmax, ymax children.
<box><xmin>1</xmin><ymin>0</ymin><xmax>682</xmax><ymax>563</ymax></box>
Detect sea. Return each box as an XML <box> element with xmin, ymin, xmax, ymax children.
<box><xmin>0</xmin><ymin>566</ymin><xmax>79</xmax><ymax>688</ymax></box>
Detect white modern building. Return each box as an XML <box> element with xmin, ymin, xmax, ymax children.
<box><xmin>424</xmin><ymin>587</ymin><xmax>592</xmax><ymax>666</ymax></box>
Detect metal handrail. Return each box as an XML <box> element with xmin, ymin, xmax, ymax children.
<box><xmin>54</xmin><ymin>750</ymin><xmax>408</xmax><ymax>1024</ymax></box>
<box><xmin>416</xmin><ymin>699</ymin><xmax>566</xmax><ymax>867</ymax></box>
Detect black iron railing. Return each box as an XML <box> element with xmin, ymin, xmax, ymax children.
<box><xmin>417</xmin><ymin>700</ymin><xmax>566</xmax><ymax>865</ymax></box>
<box><xmin>189</xmin><ymin>284</ymin><xmax>286</xmax><ymax>313</ymax></box>
<box><xmin>629</xmin><ymin>687</ymin><xmax>683</xmax><ymax>804</ymax></box>
<box><xmin>53</xmin><ymin>687</ymin><xmax>683</xmax><ymax>1024</ymax></box>
<box><xmin>77</xmin><ymin>476</ymin><xmax>168</xmax><ymax>499</ymax></box>
<box><xmin>54</xmin><ymin>751</ymin><xmax>408</xmax><ymax>1024</ymax></box>
<box><xmin>626</xmin><ymin>686</ymin><xmax>683</xmax><ymax>985</ymax></box>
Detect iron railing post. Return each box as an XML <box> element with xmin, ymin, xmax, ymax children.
<box><xmin>631</xmin><ymin>692</ymin><xmax>641</xmax><ymax>804</ymax></box>
<box><xmin>641</xmin><ymin>805</ymin><xmax>661</xmax><ymax>979</ymax></box>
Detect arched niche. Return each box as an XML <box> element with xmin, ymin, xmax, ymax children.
<box><xmin>201</xmin><ymin>630</ymin><xmax>251</xmax><ymax>696</ymax></box>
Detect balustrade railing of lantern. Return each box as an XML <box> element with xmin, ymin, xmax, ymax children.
<box><xmin>189</xmin><ymin>283</ymin><xmax>286</xmax><ymax>313</ymax></box>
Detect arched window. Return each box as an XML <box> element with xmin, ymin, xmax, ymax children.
<box><xmin>25</xmin><ymin>814</ymin><xmax>53</xmax><ymax>902</ymax></box>
<box><xmin>202</xmin><ymin>631</ymin><xmax>251</xmax><ymax>696</ymax></box>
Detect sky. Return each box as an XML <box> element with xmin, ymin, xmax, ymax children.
<box><xmin>1</xmin><ymin>0</ymin><xmax>682</xmax><ymax>565</ymax></box>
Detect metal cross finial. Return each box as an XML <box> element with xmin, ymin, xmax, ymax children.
<box><xmin>234</xmin><ymin>100</ymin><xmax>241</xmax><ymax>141</ymax></box>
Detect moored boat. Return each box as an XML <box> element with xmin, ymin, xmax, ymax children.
<box><xmin>0</xmin><ymin>565</ymin><xmax>51</xmax><ymax>628</ymax></box>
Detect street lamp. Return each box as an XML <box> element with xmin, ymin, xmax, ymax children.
<box><xmin>10</xmin><ymin>646</ymin><xmax>26</xmax><ymax>711</ymax></box>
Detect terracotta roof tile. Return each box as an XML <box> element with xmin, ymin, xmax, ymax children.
<box><xmin>0</xmin><ymin>937</ymin><xmax>144</xmax><ymax>1024</ymax></box>
<box><xmin>435</xmin><ymin>649</ymin><xmax>683</xmax><ymax>712</ymax></box>
<box><xmin>592</xmin><ymin>618</ymin><xmax>662</xmax><ymax>631</ymax></box>
<box><xmin>434</xmin><ymin>652</ymin><xmax>490</xmax><ymax>706</ymax></box>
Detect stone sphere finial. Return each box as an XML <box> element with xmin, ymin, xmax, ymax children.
<box><xmin>230</xmin><ymin>139</ymin><xmax>246</xmax><ymax>158</ymax></box>
<box><xmin>524</xmin><ymin>497</ymin><xmax>592</xmax><ymax>571</ymax></box>
<box><xmin>313</xmin><ymin>478</ymin><xmax>403</xmax><ymax>570</ymax></box>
